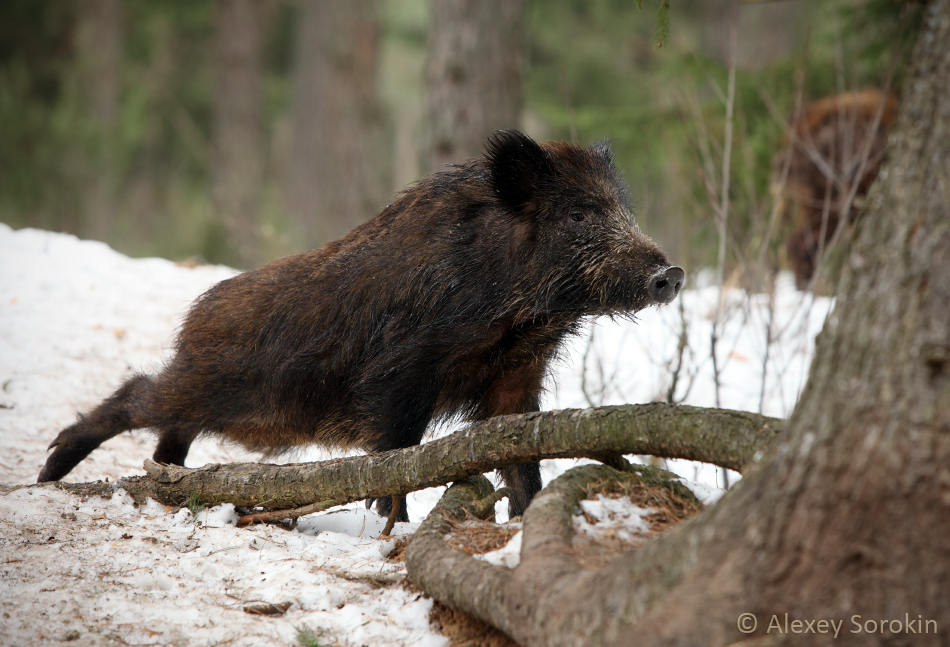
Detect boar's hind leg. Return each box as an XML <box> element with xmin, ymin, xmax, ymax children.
<box><xmin>38</xmin><ymin>374</ymin><xmax>155</xmax><ymax>482</ymax></box>
<box><xmin>152</xmin><ymin>427</ymin><xmax>199</xmax><ymax>467</ymax></box>
<box><xmin>498</xmin><ymin>462</ymin><xmax>542</xmax><ymax>518</ymax></box>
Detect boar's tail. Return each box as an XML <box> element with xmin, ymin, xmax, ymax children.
<box><xmin>38</xmin><ymin>374</ymin><xmax>154</xmax><ymax>482</ymax></box>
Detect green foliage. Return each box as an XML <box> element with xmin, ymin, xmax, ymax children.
<box><xmin>186</xmin><ymin>492</ymin><xmax>205</xmax><ymax>517</ymax></box>
<box><xmin>295</xmin><ymin>626</ymin><xmax>322</xmax><ymax>647</ymax></box>
<box><xmin>0</xmin><ymin>0</ymin><xmax>923</xmax><ymax>277</ymax></box>
<box><xmin>654</xmin><ymin>0</ymin><xmax>672</xmax><ymax>50</ymax></box>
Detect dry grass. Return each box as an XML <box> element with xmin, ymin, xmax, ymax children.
<box><xmin>401</xmin><ymin>576</ymin><xmax>518</xmax><ymax>647</ymax></box>
<box><xmin>444</xmin><ymin>517</ymin><xmax>522</xmax><ymax>556</ymax></box>
<box><xmin>384</xmin><ymin>535</ymin><xmax>410</xmax><ymax>563</ymax></box>
<box><xmin>429</xmin><ymin>601</ymin><xmax>520</xmax><ymax>647</ymax></box>
<box><xmin>572</xmin><ymin>478</ymin><xmax>704</xmax><ymax>569</ymax></box>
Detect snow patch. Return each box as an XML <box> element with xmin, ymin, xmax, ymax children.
<box><xmin>574</xmin><ymin>494</ymin><xmax>652</xmax><ymax>542</ymax></box>
<box><xmin>0</xmin><ymin>225</ymin><xmax>832</xmax><ymax>645</ymax></box>
<box><xmin>474</xmin><ymin>531</ymin><xmax>523</xmax><ymax>569</ymax></box>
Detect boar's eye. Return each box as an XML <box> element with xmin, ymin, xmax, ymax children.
<box><xmin>570</xmin><ymin>211</ymin><xmax>586</xmax><ymax>223</ymax></box>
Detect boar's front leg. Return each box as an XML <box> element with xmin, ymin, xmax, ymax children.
<box><xmin>477</xmin><ymin>366</ymin><xmax>545</xmax><ymax>519</ymax></box>
<box><xmin>364</xmin><ymin>378</ymin><xmax>440</xmax><ymax>524</ymax></box>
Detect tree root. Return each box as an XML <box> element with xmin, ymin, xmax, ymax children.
<box><xmin>406</xmin><ymin>462</ymin><xmax>696</xmax><ymax>646</ymax></box>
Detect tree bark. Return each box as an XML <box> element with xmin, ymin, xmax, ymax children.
<box><xmin>211</xmin><ymin>0</ymin><xmax>268</xmax><ymax>268</ymax></box>
<box><xmin>284</xmin><ymin>0</ymin><xmax>391</xmax><ymax>249</ymax></box>
<box><xmin>425</xmin><ymin>0</ymin><xmax>526</xmax><ymax>173</ymax></box>
<box><xmin>405</xmin><ymin>3</ymin><xmax>950</xmax><ymax>645</ymax></box>
<box><xmin>32</xmin><ymin>404</ymin><xmax>779</xmax><ymax>518</ymax></box>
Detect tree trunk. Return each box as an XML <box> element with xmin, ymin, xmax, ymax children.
<box><xmin>74</xmin><ymin>0</ymin><xmax>122</xmax><ymax>242</ymax></box>
<box><xmin>406</xmin><ymin>3</ymin><xmax>950</xmax><ymax>645</ymax></box>
<box><xmin>284</xmin><ymin>0</ymin><xmax>391</xmax><ymax>249</ymax></box>
<box><xmin>425</xmin><ymin>0</ymin><xmax>526</xmax><ymax>173</ymax></box>
<box><xmin>211</xmin><ymin>0</ymin><xmax>268</xmax><ymax>268</ymax></box>
<box><xmin>638</xmin><ymin>3</ymin><xmax>950</xmax><ymax>641</ymax></box>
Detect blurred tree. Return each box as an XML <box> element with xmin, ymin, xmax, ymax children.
<box><xmin>211</xmin><ymin>0</ymin><xmax>269</xmax><ymax>268</ymax></box>
<box><xmin>75</xmin><ymin>0</ymin><xmax>122</xmax><ymax>242</ymax></box>
<box><xmin>0</xmin><ymin>0</ymin><xmax>921</xmax><ymax>277</ymax></box>
<box><xmin>425</xmin><ymin>0</ymin><xmax>526</xmax><ymax>172</ymax></box>
<box><xmin>285</xmin><ymin>0</ymin><xmax>392</xmax><ymax>248</ymax></box>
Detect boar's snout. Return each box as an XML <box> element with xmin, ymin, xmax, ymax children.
<box><xmin>648</xmin><ymin>266</ymin><xmax>685</xmax><ymax>304</ymax></box>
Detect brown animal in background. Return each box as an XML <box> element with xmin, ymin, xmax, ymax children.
<box><xmin>780</xmin><ymin>89</ymin><xmax>897</xmax><ymax>287</ymax></box>
<box><xmin>38</xmin><ymin>130</ymin><xmax>684</xmax><ymax>520</ymax></box>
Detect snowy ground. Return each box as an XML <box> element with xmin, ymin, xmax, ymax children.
<box><xmin>0</xmin><ymin>223</ymin><xmax>833</xmax><ymax>646</ymax></box>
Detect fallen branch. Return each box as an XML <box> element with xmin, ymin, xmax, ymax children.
<box><xmin>327</xmin><ymin>570</ymin><xmax>403</xmax><ymax>586</ymax></box>
<box><xmin>38</xmin><ymin>403</ymin><xmax>781</xmax><ymax>517</ymax></box>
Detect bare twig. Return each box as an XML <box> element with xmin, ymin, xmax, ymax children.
<box><xmin>580</xmin><ymin>325</ymin><xmax>600</xmax><ymax>407</ymax></box>
<box><xmin>711</xmin><ymin>1</ymin><xmax>739</xmax><ymax>415</ymax></box>
<box><xmin>380</xmin><ymin>496</ymin><xmax>401</xmax><ymax>537</ymax></box>
<box><xmin>757</xmin><ymin>277</ymin><xmax>778</xmax><ymax>414</ymax></box>
<box><xmin>665</xmin><ymin>297</ymin><xmax>693</xmax><ymax>404</ymax></box>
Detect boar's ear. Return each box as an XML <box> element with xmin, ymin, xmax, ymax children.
<box><xmin>485</xmin><ymin>130</ymin><xmax>552</xmax><ymax>212</ymax></box>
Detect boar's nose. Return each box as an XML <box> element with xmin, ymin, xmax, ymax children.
<box><xmin>649</xmin><ymin>266</ymin><xmax>685</xmax><ymax>304</ymax></box>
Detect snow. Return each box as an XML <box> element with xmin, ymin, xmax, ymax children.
<box><xmin>574</xmin><ymin>495</ymin><xmax>652</xmax><ymax>542</ymax></box>
<box><xmin>474</xmin><ymin>531</ymin><xmax>523</xmax><ymax>569</ymax></box>
<box><xmin>0</xmin><ymin>223</ymin><xmax>833</xmax><ymax>645</ymax></box>
<box><xmin>1</xmin><ymin>486</ymin><xmax>434</xmax><ymax>647</ymax></box>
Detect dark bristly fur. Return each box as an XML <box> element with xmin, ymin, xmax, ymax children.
<box><xmin>38</xmin><ymin>130</ymin><xmax>684</xmax><ymax>521</ymax></box>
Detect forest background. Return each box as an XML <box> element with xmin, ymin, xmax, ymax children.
<box><xmin>0</xmin><ymin>0</ymin><xmax>920</xmax><ymax>283</ymax></box>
